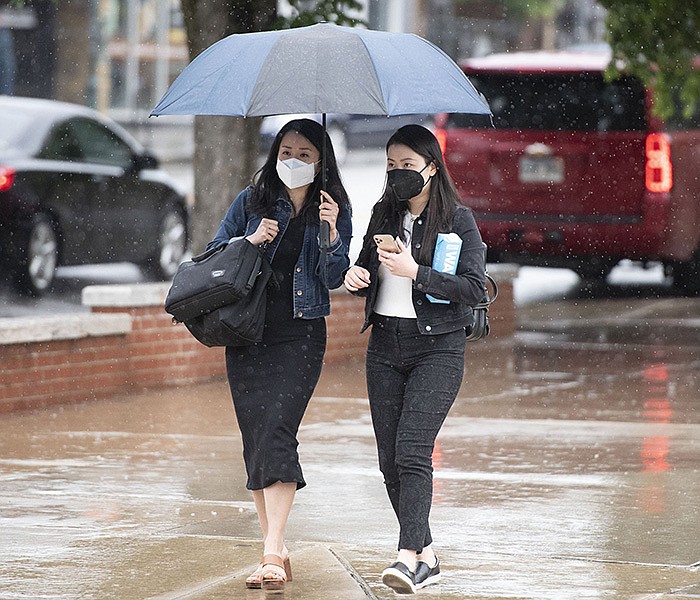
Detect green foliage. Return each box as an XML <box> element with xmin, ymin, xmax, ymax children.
<box><xmin>501</xmin><ymin>0</ymin><xmax>565</xmax><ymax>19</ymax></box>
<box><xmin>3</xmin><ymin>0</ymin><xmax>56</xmax><ymax>7</ymax></box>
<box><xmin>455</xmin><ymin>0</ymin><xmax>564</xmax><ymax>20</ymax></box>
<box><xmin>598</xmin><ymin>0</ymin><xmax>700</xmax><ymax>119</ymax></box>
<box><xmin>276</xmin><ymin>0</ymin><xmax>366</xmax><ymax>29</ymax></box>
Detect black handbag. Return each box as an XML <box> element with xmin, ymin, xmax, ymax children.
<box><xmin>164</xmin><ymin>238</ymin><xmax>272</xmax><ymax>347</ymax></box>
<box><xmin>182</xmin><ymin>259</ymin><xmax>272</xmax><ymax>347</ymax></box>
<box><xmin>165</xmin><ymin>238</ymin><xmax>264</xmax><ymax>322</ymax></box>
<box><xmin>465</xmin><ymin>272</ymin><xmax>498</xmax><ymax>342</ymax></box>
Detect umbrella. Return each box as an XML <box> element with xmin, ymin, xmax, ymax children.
<box><xmin>151</xmin><ymin>22</ymin><xmax>491</xmax><ymax>245</ymax></box>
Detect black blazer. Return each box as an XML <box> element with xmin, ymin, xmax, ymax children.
<box><xmin>353</xmin><ymin>205</ymin><xmax>486</xmax><ymax>335</ymax></box>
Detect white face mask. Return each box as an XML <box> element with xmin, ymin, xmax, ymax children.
<box><xmin>276</xmin><ymin>157</ymin><xmax>316</xmax><ymax>189</ymax></box>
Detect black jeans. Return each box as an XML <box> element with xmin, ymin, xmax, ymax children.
<box><xmin>366</xmin><ymin>314</ymin><xmax>465</xmax><ymax>553</ymax></box>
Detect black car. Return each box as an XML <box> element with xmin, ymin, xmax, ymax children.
<box><xmin>0</xmin><ymin>96</ymin><xmax>189</xmax><ymax>295</ymax></box>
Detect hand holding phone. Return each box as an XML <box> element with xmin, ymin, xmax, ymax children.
<box><xmin>374</xmin><ymin>234</ymin><xmax>400</xmax><ymax>253</ymax></box>
<box><xmin>374</xmin><ymin>236</ymin><xmax>419</xmax><ymax>280</ymax></box>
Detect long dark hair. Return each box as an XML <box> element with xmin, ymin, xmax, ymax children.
<box><xmin>361</xmin><ymin>124</ymin><xmax>461</xmax><ymax>265</ymax></box>
<box><xmin>250</xmin><ymin>118</ymin><xmax>351</xmax><ymax>221</ymax></box>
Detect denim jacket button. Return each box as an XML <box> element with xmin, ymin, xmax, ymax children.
<box><xmin>296</xmin><ymin>267</ymin><xmax>302</xmax><ymax>273</ymax></box>
<box><xmin>416</xmin><ymin>299</ymin><xmax>423</xmax><ymax>305</ymax></box>
<box><xmin>425</xmin><ymin>325</ymin><xmax>432</xmax><ymax>331</ymax></box>
<box><xmin>417</xmin><ymin>219</ymin><xmax>422</xmax><ymax>225</ymax></box>
<box><xmin>297</xmin><ymin>311</ymin><xmax>303</xmax><ymax>317</ymax></box>
<box><xmin>415</xmin><ymin>243</ymin><xmax>421</xmax><ymax>249</ymax></box>
<box><xmin>296</xmin><ymin>289</ymin><xmax>303</xmax><ymax>296</ymax></box>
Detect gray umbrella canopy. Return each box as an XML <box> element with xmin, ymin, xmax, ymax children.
<box><xmin>151</xmin><ymin>23</ymin><xmax>490</xmax><ymax>118</ymax></box>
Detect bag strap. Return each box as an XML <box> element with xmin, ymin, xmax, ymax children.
<box><xmin>191</xmin><ymin>242</ymin><xmax>227</xmax><ymax>263</ymax></box>
<box><xmin>473</xmin><ymin>272</ymin><xmax>498</xmax><ymax>310</ymax></box>
<box><xmin>484</xmin><ymin>272</ymin><xmax>498</xmax><ymax>305</ymax></box>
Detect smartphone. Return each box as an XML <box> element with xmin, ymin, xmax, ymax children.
<box><xmin>373</xmin><ymin>234</ymin><xmax>400</xmax><ymax>253</ymax></box>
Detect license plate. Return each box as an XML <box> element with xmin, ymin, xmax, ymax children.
<box><xmin>519</xmin><ymin>156</ymin><xmax>564</xmax><ymax>184</ymax></box>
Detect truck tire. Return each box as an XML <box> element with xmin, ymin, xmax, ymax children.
<box><xmin>574</xmin><ymin>258</ymin><xmax>615</xmax><ymax>282</ymax></box>
<box><xmin>671</xmin><ymin>249</ymin><xmax>700</xmax><ymax>296</ymax></box>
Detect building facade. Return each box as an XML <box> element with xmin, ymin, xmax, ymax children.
<box><xmin>1</xmin><ymin>0</ymin><xmax>606</xmax><ymax>119</ymax></box>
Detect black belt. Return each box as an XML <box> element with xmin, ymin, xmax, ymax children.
<box><xmin>370</xmin><ymin>313</ymin><xmax>418</xmax><ymax>330</ymax></box>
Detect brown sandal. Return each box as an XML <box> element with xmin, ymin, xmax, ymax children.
<box><xmin>260</xmin><ymin>553</ymin><xmax>292</xmax><ymax>590</ymax></box>
<box><xmin>245</xmin><ymin>561</ymin><xmax>264</xmax><ymax>589</ymax></box>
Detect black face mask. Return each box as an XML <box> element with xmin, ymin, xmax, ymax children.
<box><xmin>386</xmin><ymin>165</ymin><xmax>429</xmax><ymax>200</ymax></box>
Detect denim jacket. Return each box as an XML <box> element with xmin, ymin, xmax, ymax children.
<box><xmin>208</xmin><ymin>186</ymin><xmax>352</xmax><ymax>319</ymax></box>
<box><xmin>353</xmin><ymin>205</ymin><xmax>485</xmax><ymax>335</ymax></box>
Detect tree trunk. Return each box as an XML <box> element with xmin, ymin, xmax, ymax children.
<box><xmin>54</xmin><ymin>0</ymin><xmax>92</xmax><ymax>104</ymax></box>
<box><xmin>540</xmin><ymin>13</ymin><xmax>557</xmax><ymax>50</ymax></box>
<box><xmin>180</xmin><ymin>0</ymin><xmax>277</xmax><ymax>254</ymax></box>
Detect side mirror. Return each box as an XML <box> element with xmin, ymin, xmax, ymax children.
<box><xmin>132</xmin><ymin>152</ymin><xmax>159</xmax><ymax>171</ymax></box>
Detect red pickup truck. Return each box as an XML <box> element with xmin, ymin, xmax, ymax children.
<box><xmin>435</xmin><ymin>49</ymin><xmax>700</xmax><ymax>294</ymax></box>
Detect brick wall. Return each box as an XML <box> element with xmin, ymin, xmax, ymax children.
<box><xmin>0</xmin><ymin>265</ymin><xmax>517</xmax><ymax>413</ymax></box>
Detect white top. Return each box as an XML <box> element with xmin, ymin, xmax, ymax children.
<box><xmin>374</xmin><ymin>212</ymin><xmax>420</xmax><ymax>319</ymax></box>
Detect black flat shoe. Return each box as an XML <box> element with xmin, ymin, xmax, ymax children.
<box><xmin>415</xmin><ymin>556</ymin><xmax>441</xmax><ymax>589</ymax></box>
<box><xmin>381</xmin><ymin>561</ymin><xmax>416</xmax><ymax>594</ymax></box>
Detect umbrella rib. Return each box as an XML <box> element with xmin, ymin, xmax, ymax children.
<box><xmin>309</xmin><ymin>30</ymin><xmax>386</xmax><ymax>114</ymax></box>
<box><xmin>201</xmin><ymin>63</ymin><xmax>247</xmax><ymax>116</ymax></box>
<box><xmin>202</xmin><ymin>45</ymin><xmax>268</xmax><ymax>116</ymax></box>
<box><xmin>353</xmin><ymin>36</ymin><xmax>389</xmax><ymax>114</ymax></box>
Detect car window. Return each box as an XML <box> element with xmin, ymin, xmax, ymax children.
<box><xmin>68</xmin><ymin>118</ymin><xmax>134</xmax><ymax>168</ymax></box>
<box><xmin>449</xmin><ymin>73</ymin><xmax>647</xmax><ymax>132</ymax></box>
<box><xmin>40</xmin><ymin>123</ymin><xmax>84</xmax><ymax>161</ymax></box>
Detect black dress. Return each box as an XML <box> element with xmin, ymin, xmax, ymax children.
<box><xmin>225</xmin><ymin>216</ymin><xmax>326</xmax><ymax>490</ymax></box>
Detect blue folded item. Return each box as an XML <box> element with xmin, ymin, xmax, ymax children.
<box><xmin>427</xmin><ymin>232</ymin><xmax>462</xmax><ymax>304</ymax></box>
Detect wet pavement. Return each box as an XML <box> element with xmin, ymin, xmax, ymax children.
<box><xmin>2</xmin><ymin>295</ymin><xmax>700</xmax><ymax>599</ymax></box>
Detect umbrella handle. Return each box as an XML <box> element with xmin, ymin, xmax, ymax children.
<box><xmin>319</xmin><ymin>205</ymin><xmax>330</xmax><ymax>248</ymax></box>
<box><xmin>319</xmin><ymin>219</ymin><xmax>331</xmax><ymax>249</ymax></box>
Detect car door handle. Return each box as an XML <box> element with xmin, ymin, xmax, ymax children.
<box><xmin>90</xmin><ymin>175</ymin><xmax>110</xmax><ymax>187</ymax></box>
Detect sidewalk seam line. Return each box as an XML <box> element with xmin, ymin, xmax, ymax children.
<box><xmin>328</xmin><ymin>546</ymin><xmax>379</xmax><ymax>600</ymax></box>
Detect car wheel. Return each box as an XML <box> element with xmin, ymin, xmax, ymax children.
<box><xmin>15</xmin><ymin>213</ymin><xmax>59</xmax><ymax>296</ymax></box>
<box><xmin>327</xmin><ymin>125</ymin><xmax>348</xmax><ymax>165</ymax></box>
<box><xmin>671</xmin><ymin>249</ymin><xmax>700</xmax><ymax>296</ymax></box>
<box><xmin>142</xmin><ymin>207</ymin><xmax>188</xmax><ymax>280</ymax></box>
<box><xmin>574</xmin><ymin>258</ymin><xmax>615</xmax><ymax>282</ymax></box>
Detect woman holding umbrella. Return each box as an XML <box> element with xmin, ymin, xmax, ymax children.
<box><xmin>344</xmin><ymin>124</ymin><xmax>485</xmax><ymax>594</ymax></box>
<box><xmin>208</xmin><ymin>118</ymin><xmax>352</xmax><ymax>590</ymax></box>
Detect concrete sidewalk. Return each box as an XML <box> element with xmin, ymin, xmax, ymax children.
<box><xmin>2</xmin><ymin>318</ymin><xmax>700</xmax><ymax>598</ymax></box>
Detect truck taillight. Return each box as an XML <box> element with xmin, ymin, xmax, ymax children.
<box><xmin>0</xmin><ymin>167</ymin><xmax>15</xmax><ymax>192</ymax></box>
<box><xmin>434</xmin><ymin>128</ymin><xmax>447</xmax><ymax>157</ymax></box>
<box><xmin>645</xmin><ymin>133</ymin><xmax>673</xmax><ymax>193</ymax></box>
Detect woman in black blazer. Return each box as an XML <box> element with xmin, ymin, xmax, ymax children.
<box><xmin>345</xmin><ymin>124</ymin><xmax>485</xmax><ymax>594</ymax></box>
